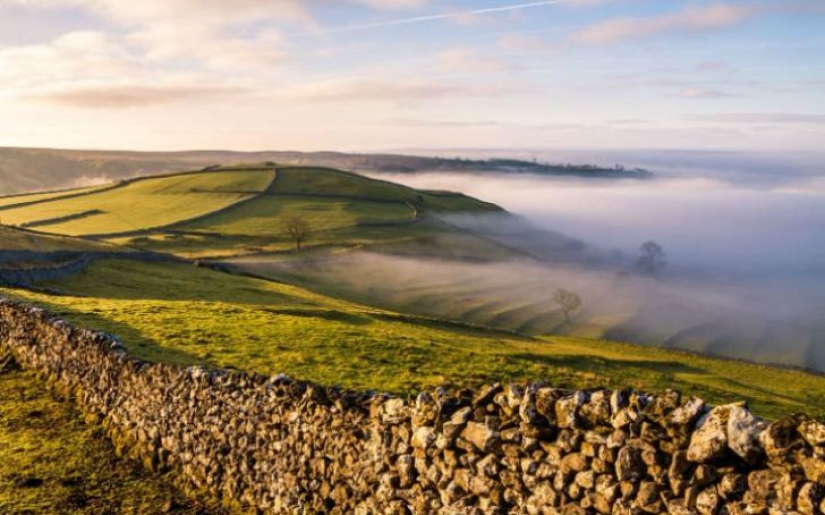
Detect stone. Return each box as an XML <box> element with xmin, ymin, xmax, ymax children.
<box><xmin>667</xmin><ymin>398</ymin><xmax>706</xmax><ymax>428</ymax></box>
<box><xmin>760</xmin><ymin>417</ymin><xmax>804</xmax><ymax>459</ymax></box>
<box><xmin>397</xmin><ymin>455</ymin><xmax>416</xmax><ymax>487</ymax></box>
<box><xmin>696</xmin><ymin>486</ymin><xmax>721</xmax><ymax>515</ymax></box>
<box><xmin>748</xmin><ymin>470</ymin><xmax>780</xmax><ymax>501</ymax></box>
<box><xmin>726</xmin><ymin>406</ymin><xmax>766</xmax><ymax>464</ymax></box>
<box><xmin>689</xmin><ymin>405</ymin><xmax>735</xmax><ymax>463</ymax></box>
<box><xmin>555</xmin><ymin>392</ymin><xmax>586</xmax><ymax>429</ymax></box>
<box><xmin>800</xmin><ymin>455</ymin><xmax>825</xmax><ymax>484</ymax></box>
<box><xmin>669</xmin><ymin>450</ymin><xmax>694</xmax><ymax>480</ymax></box>
<box><xmin>2</xmin><ymin>298</ymin><xmax>824</xmax><ymax>515</ymax></box>
<box><xmin>451</xmin><ymin>406</ymin><xmax>473</xmax><ymax>425</ymax></box>
<box><xmin>412</xmin><ymin>426</ymin><xmax>437</xmax><ymax>450</ymax></box>
<box><xmin>635</xmin><ymin>481</ymin><xmax>660</xmax><ymax>507</ymax></box>
<box><xmin>462</xmin><ymin>421</ymin><xmax>500</xmax><ymax>453</ymax></box>
<box><xmin>799</xmin><ymin>420</ymin><xmax>825</xmax><ymax>447</ymax></box>
<box><xmin>561</xmin><ymin>453</ymin><xmax>589</xmax><ymax>474</ymax></box>
<box><xmin>797</xmin><ymin>483</ymin><xmax>823</xmax><ymax>515</ymax></box>
<box><xmin>575</xmin><ymin>470</ymin><xmax>596</xmax><ymax>490</ymax></box>
<box><xmin>615</xmin><ymin>446</ymin><xmax>645</xmax><ymax>482</ymax></box>
<box><xmin>718</xmin><ymin>474</ymin><xmax>747</xmax><ymax>501</ymax></box>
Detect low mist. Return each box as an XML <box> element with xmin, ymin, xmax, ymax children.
<box><xmin>340</xmin><ymin>151</ymin><xmax>823</xmax><ymax>372</ymax></box>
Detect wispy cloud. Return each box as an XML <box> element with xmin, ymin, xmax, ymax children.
<box><xmin>306</xmin><ymin>0</ymin><xmax>574</xmax><ymax>34</ymax></box>
<box><xmin>676</xmin><ymin>88</ymin><xmax>739</xmax><ymax>99</ymax></box>
<box><xmin>692</xmin><ymin>113</ymin><xmax>825</xmax><ymax>124</ymax></box>
<box><xmin>571</xmin><ymin>3</ymin><xmax>762</xmax><ymax>44</ymax></box>
<box><xmin>348</xmin><ymin>0</ymin><xmax>429</xmax><ymax>9</ymax></box>
<box><xmin>25</xmin><ymin>84</ymin><xmax>245</xmax><ymax>108</ymax></box>
<box><xmin>275</xmin><ymin>77</ymin><xmax>524</xmax><ymax>103</ymax></box>
<box><xmin>438</xmin><ymin>48</ymin><xmax>515</xmax><ymax>74</ymax></box>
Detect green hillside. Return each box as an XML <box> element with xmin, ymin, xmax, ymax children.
<box><xmin>235</xmin><ymin>254</ymin><xmax>823</xmax><ymax>371</ymax></box>
<box><xmin>1</xmin><ymin>166</ymin><xmax>508</xmax><ymax>259</ymax></box>
<box><xmin>2</xmin><ymin>259</ymin><xmax>823</xmax><ymax>420</ymax></box>
<box><xmin>0</xmin><ymin>169</ymin><xmax>274</xmax><ymax>236</ymax></box>
<box><xmin>0</xmin><ymin>163</ymin><xmax>823</xmax><ymax>424</ymax></box>
<box><xmin>0</xmin><ymin>226</ymin><xmax>126</xmax><ymax>254</ymax></box>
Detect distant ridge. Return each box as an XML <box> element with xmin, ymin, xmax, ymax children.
<box><xmin>0</xmin><ymin>147</ymin><xmax>652</xmax><ymax>195</ymax></box>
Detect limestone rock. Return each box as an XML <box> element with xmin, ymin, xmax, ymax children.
<box><xmin>696</xmin><ymin>486</ymin><xmax>721</xmax><ymax>515</ymax></box>
<box><xmin>799</xmin><ymin>420</ymin><xmax>825</xmax><ymax>447</ymax></box>
<box><xmin>797</xmin><ymin>483</ymin><xmax>823</xmax><ymax>515</ymax></box>
<box><xmin>615</xmin><ymin>446</ymin><xmax>645</xmax><ymax>482</ymax></box>
<box><xmin>726</xmin><ymin>406</ymin><xmax>766</xmax><ymax>464</ymax></box>
<box><xmin>688</xmin><ymin>405</ymin><xmax>734</xmax><ymax>463</ymax></box>
<box><xmin>462</xmin><ymin>421</ymin><xmax>500</xmax><ymax>453</ymax></box>
<box><xmin>555</xmin><ymin>391</ymin><xmax>586</xmax><ymax>429</ymax></box>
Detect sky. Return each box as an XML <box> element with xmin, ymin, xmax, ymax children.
<box><xmin>1</xmin><ymin>0</ymin><xmax>824</xmax><ymax>152</ymax></box>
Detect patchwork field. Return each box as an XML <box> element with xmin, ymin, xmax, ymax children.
<box><xmin>0</xmin><ymin>169</ymin><xmax>274</xmax><ymax>236</ymax></box>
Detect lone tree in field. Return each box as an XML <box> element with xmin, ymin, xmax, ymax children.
<box><xmin>282</xmin><ymin>216</ymin><xmax>311</xmax><ymax>251</ymax></box>
<box><xmin>635</xmin><ymin>240</ymin><xmax>666</xmax><ymax>277</ymax></box>
<box><xmin>554</xmin><ymin>288</ymin><xmax>582</xmax><ymax>323</ymax></box>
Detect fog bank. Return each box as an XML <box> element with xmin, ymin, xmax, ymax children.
<box><xmin>362</xmin><ymin>151</ymin><xmax>824</xmax><ymax>370</ymax></box>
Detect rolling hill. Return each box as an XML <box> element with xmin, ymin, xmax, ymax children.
<box><xmin>0</xmin><ymin>163</ymin><xmax>823</xmax><ymax>421</ymax></box>
<box><xmin>4</xmin><ymin>258</ymin><xmax>825</xmax><ymax>420</ymax></box>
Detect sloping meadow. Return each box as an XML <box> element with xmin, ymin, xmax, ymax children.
<box><xmin>1</xmin><ymin>299</ymin><xmax>824</xmax><ymax>515</ymax></box>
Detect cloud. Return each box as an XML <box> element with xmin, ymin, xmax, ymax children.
<box><xmin>308</xmin><ymin>0</ymin><xmax>572</xmax><ymax>34</ymax></box>
<box><xmin>692</xmin><ymin>113</ymin><xmax>825</xmax><ymax>124</ymax></box>
<box><xmin>438</xmin><ymin>48</ymin><xmax>514</xmax><ymax>74</ymax></box>
<box><xmin>276</xmin><ymin>77</ymin><xmax>523</xmax><ymax>103</ymax></box>
<box><xmin>0</xmin><ymin>31</ymin><xmax>140</xmax><ymax>86</ymax></box>
<box><xmin>5</xmin><ymin>0</ymin><xmax>304</xmax><ymax>73</ymax></box>
<box><xmin>571</xmin><ymin>3</ymin><xmax>762</xmax><ymax>44</ymax></box>
<box><xmin>24</xmin><ymin>84</ymin><xmax>244</xmax><ymax>108</ymax></box>
<box><xmin>695</xmin><ymin>61</ymin><xmax>735</xmax><ymax>73</ymax></box>
<box><xmin>677</xmin><ymin>88</ymin><xmax>739</xmax><ymax>99</ymax></box>
<box><xmin>348</xmin><ymin>0</ymin><xmax>429</xmax><ymax>9</ymax></box>
<box><xmin>8</xmin><ymin>0</ymin><xmax>310</xmax><ymax>25</ymax></box>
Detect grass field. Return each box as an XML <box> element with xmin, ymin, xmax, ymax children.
<box><xmin>3</xmin><ymin>259</ymin><xmax>823</xmax><ymax>420</ymax></box>
<box><xmin>0</xmin><ymin>170</ymin><xmax>274</xmax><ymax>236</ymax></box>
<box><xmin>0</xmin><ymin>185</ymin><xmax>110</xmax><ymax>210</ymax></box>
<box><xmin>0</xmin><ymin>226</ymin><xmax>127</xmax><ymax>254</ymax></box>
<box><xmin>183</xmin><ymin>195</ymin><xmax>415</xmax><ymax>235</ymax></box>
<box><xmin>0</xmin><ymin>361</ymin><xmax>229</xmax><ymax>515</ymax></box>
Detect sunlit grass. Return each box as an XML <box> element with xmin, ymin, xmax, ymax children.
<box><xmin>4</xmin><ymin>259</ymin><xmax>823</xmax><ymax>420</ymax></box>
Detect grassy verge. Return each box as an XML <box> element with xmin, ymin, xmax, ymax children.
<box><xmin>0</xmin><ymin>359</ymin><xmax>230</xmax><ymax>515</ymax></box>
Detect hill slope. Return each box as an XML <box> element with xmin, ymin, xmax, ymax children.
<box><xmin>0</xmin><ymin>164</ymin><xmax>822</xmax><ymax>421</ymax></box>
<box><xmin>3</xmin><ymin>258</ymin><xmax>823</xmax><ymax>420</ymax></box>
<box><xmin>1</xmin><ymin>165</ymin><xmax>525</xmax><ymax>260</ymax></box>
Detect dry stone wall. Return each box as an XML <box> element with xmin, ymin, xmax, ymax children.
<box><xmin>0</xmin><ymin>298</ymin><xmax>824</xmax><ymax>515</ymax></box>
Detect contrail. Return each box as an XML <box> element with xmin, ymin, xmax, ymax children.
<box><xmin>305</xmin><ymin>0</ymin><xmax>572</xmax><ymax>35</ymax></box>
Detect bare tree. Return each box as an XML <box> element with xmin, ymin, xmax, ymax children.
<box><xmin>554</xmin><ymin>288</ymin><xmax>582</xmax><ymax>323</ymax></box>
<box><xmin>282</xmin><ymin>216</ymin><xmax>311</xmax><ymax>251</ymax></box>
<box><xmin>635</xmin><ymin>241</ymin><xmax>666</xmax><ymax>277</ymax></box>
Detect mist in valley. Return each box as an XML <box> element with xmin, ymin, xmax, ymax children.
<box><xmin>240</xmin><ymin>150</ymin><xmax>825</xmax><ymax>372</ymax></box>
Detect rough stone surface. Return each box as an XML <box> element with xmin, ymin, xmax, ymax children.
<box><xmin>0</xmin><ymin>299</ymin><xmax>822</xmax><ymax>515</ymax></box>
<box><xmin>727</xmin><ymin>405</ymin><xmax>766</xmax><ymax>464</ymax></box>
<box><xmin>688</xmin><ymin>405</ymin><xmax>733</xmax><ymax>463</ymax></box>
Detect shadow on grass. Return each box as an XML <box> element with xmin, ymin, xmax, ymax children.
<box><xmin>27</xmin><ymin>299</ymin><xmax>215</xmax><ymax>369</ymax></box>
<box><xmin>511</xmin><ymin>352</ymin><xmax>711</xmax><ymax>377</ymax></box>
